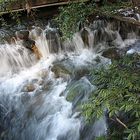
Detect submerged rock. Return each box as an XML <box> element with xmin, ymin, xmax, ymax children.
<box><xmin>51</xmin><ymin>59</ymin><xmax>73</xmax><ymax>78</ymax></box>
<box><xmin>45</xmin><ymin>28</ymin><xmax>61</xmax><ymax>53</ymax></box>
<box><xmin>81</xmin><ymin>28</ymin><xmax>89</xmax><ymax>47</ymax></box>
<box><xmin>22</xmin><ymin>84</ymin><xmax>36</xmax><ymax>92</ymax></box>
<box><xmin>66</xmin><ymin>77</ymin><xmax>95</xmax><ymax>109</ymax></box>
<box><xmin>30</xmin><ymin>27</ymin><xmax>43</xmax><ymax>40</ymax></box>
<box><xmin>80</xmin><ymin>117</ymin><xmax>107</xmax><ymax>140</ymax></box>
<box><xmin>51</xmin><ymin>58</ymin><xmax>93</xmax><ymax>80</ymax></box>
<box><xmin>93</xmin><ymin>28</ymin><xmax>117</xmax><ymax>46</ymax></box>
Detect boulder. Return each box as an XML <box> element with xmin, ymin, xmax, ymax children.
<box><xmin>51</xmin><ymin>59</ymin><xmax>73</xmax><ymax>76</ymax></box>
<box><xmin>51</xmin><ymin>63</ymin><xmax>72</xmax><ymax>78</ymax></box>
<box><xmin>102</xmin><ymin>47</ymin><xmax>120</xmax><ymax>60</ymax></box>
<box><xmin>22</xmin><ymin>39</ymin><xmax>35</xmax><ymax>50</ymax></box>
<box><xmin>22</xmin><ymin>84</ymin><xmax>36</xmax><ymax>92</ymax></box>
<box><xmin>51</xmin><ymin>58</ymin><xmax>95</xmax><ymax>80</ymax></box>
<box><xmin>66</xmin><ymin>77</ymin><xmax>95</xmax><ymax>109</ymax></box>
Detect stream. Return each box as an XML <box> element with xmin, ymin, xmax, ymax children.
<box><xmin>0</xmin><ymin>18</ymin><xmax>139</xmax><ymax>140</ymax></box>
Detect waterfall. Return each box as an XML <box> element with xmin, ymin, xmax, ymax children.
<box><xmin>0</xmin><ymin>19</ymin><xmax>139</xmax><ymax>140</ymax></box>
<box><xmin>0</xmin><ymin>43</ymin><xmax>37</xmax><ymax>76</ymax></box>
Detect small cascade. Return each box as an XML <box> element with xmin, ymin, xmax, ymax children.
<box><xmin>45</xmin><ymin>25</ymin><xmax>62</xmax><ymax>54</ymax></box>
<box><xmin>0</xmin><ymin>43</ymin><xmax>37</xmax><ymax>76</ymax></box>
<box><xmin>30</xmin><ymin>27</ymin><xmax>50</xmax><ymax>59</ymax></box>
<box><xmin>0</xmin><ymin>18</ymin><xmax>139</xmax><ymax>140</ymax></box>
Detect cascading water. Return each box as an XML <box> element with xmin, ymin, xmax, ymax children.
<box><xmin>0</xmin><ymin>19</ymin><xmax>139</xmax><ymax>140</ymax></box>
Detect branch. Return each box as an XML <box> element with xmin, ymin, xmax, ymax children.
<box><xmin>110</xmin><ymin>117</ymin><xmax>128</xmax><ymax>129</ymax></box>
<box><xmin>116</xmin><ymin>117</ymin><xmax>128</xmax><ymax>129</ymax></box>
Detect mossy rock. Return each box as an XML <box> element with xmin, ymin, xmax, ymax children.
<box><xmin>66</xmin><ymin>77</ymin><xmax>95</xmax><ymax>108</ymax></box>
<box><xmin>51</xmin><ymin>63</ymin><xmax>72</xmax><ymax>78</ymax></box>
<box><xmin>51</xmin><ymin>59</ymin><xmax>75</xmax><ymax>78</ymax></box>
<box><xmin>102</xmin><ymin>47</ymin><xmax>120</xmax><ymax>60</ymax></box>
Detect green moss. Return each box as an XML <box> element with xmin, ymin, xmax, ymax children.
<box><xmin>66</xmin><ymin>84</ymin><xmax>82</xmax><ymax>102</ymax></box>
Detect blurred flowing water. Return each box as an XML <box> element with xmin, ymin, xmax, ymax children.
<box><xmin>0</xmin><ymin>19</ymin><xmax>139</xmax><ymax>140</ymax></box>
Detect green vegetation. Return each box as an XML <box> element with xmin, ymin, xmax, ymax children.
<box><xmin>55</xmin><ymin>1</ymin><xmax>94</xmax><ymax>39</ymax></box>
<box><xmin>55</xmin><ymin>2</ymin><xmax>139</xmax><ymax>139</ymax></box>
<box><xmin>82</xmin><ymin>54</ymin><xmax>140</xmax><ymax>139</ymax></box>
<box><xmin>0</xmin><ymin>0</ymin><xmax>18</xmax><ymax>12</ymax></box>
<box><xmin>55</xmin><ymin>0</ymin><xmax>132</xmax><ymax>39</ymax></box>
<box><xmin>0</xmin><ymin>0</ymin><xmax>23</xmax><ymax>26</ymax></box>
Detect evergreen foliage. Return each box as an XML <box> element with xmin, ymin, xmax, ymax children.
<box><xmin>82</xmin><ymin>54</ymin><xmax>140</xmax><ymax>139</ymax></box>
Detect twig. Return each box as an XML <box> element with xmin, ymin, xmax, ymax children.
<box><xmin>116</xmin><ymin>117</ymin><xmax>128</xmax><ymax>129</ymax></box>
<box><xmin>110</xmin><ymin>117</ymin><xmax>128</xmax><ymax>129</ymax></box>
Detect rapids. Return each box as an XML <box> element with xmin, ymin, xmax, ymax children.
<box><xmin>0</xmin><ymin>20</ymin><xmax>139</xmax><ymax>140</ymax></box>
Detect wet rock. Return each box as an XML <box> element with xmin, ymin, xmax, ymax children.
<box><xmin>41</xmin><ymin>80</ymin><xmax>53</xmax><ymax>91</ymax></box>
<box><xmin>93</xmin><ymin>28</ymin><xmax>117</xmax><ymax>45</ymax></box>
<box><xmin>45</xmin><ymin>28</ymin><xmax>61</xmax><ymax>53</ymax></box>
<box><xmin>74</xmin><ymin>67</ymin><xmax>90</xmax><ymax>80</ymax></box>
<box><xmin>80</xmin><ymin>117</ymin><xmax>107</xmax><ymax>140</ymax></box>
<box><xmin>90</xmin><ymin>20</ymin><xmax>107</xmax><ymax>31</ymax></box>
<box><xmin>30</xmin><ymin>27</ymin><xmax>43</xmax><ymax>40</ymax></box>
<box><xmin>93</xmin><ymin>28</ymin><xmax>105</xmax><ymax>45</ymax></box>
<box><xmin>66</xmin><ymin>77</ymin><xmax>95</xmax><ymax>109</ymax></box>
<box><xmin>22</xmin><ymin>39</ymin><xmax>42</xmax><ymax>59</ymax></box>
<box><xmin>104</xmin><ymin>31</ymin><xmax>117</xmax><ymax>44</ymax></box>
<box><xmin>15</xmin><ymin>30</ymin><xmax>40</xmax><ymax>56</ymax></box>
<box><xmin>26</xmin><ymin>84</ymin><xmax>36</xmax><ymax>92</ymax></box>
<box><xmin>37</xmin><ymin>79</ymin><xmax>44</xmax><ymax>85</ymax></box>
<box><xmin>80</xmin><ymin>123</ymin><xmax>95</xmax><ymax>140</ymax></box>
<box><xmin>21</xmin><ymin>93</ymin><xmax>31</xmax><ymax>103</ymax></box>
<box><xmin>22</xmin><ymin>39</ymin><xmax>35</xmax><ymax>51</ymax></box>
<box><xmin>81</xmin><ymin>28</ymin><xmax>89</xmax><ymax>47</ymax></box>
<box><xmin>37</xmin><ymin>69</ymin><xmax>48</xmax><ymax>79</ymax></box>
<box><xmin>102</xmin><ymin>47</ymin><xmax>120</xmax><ymax>60</ymax></box>
<box><xmin>22</xmin><ymin>84</ymin><xmax>36</xmax><ymax>92</ymax></box>
<box><xmin>52</xmin><ymin>58</ymin><xmax>94</xmax><ymax>80</ymax></box>
<box><xmin>15</xmin><ymin>30</ymin><xmax>29</xmax><ymax>40</ymax></box>
<box><xmin>52</xmin><ymin>65</ymin><xmax>71</xmax><ymax>79</ymax></box>
<box><xmin>119</xmin><ymin>22</ymin><xmax>136</xmax><ymax>40</ymax></box>
<box><xmin>51</xmin><ymin>60</ymin><xmax>73</xmax><ymax>78</ymax></box>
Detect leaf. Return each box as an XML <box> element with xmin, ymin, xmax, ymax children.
<box><xmin>128</xmin><ymin>133</ymin><xmax>132</xmax><ymax>140</ymax></box>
